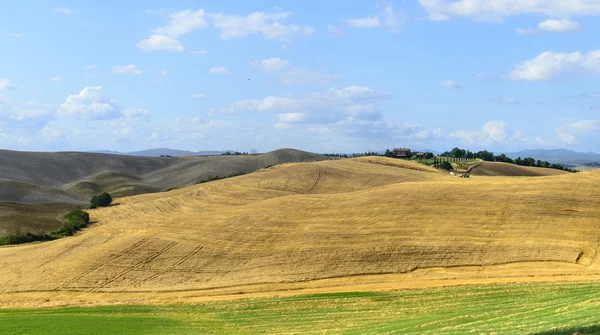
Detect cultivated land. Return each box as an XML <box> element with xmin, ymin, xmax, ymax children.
<box><xmin>2</xmin><ymin>281</ymin><xmax>600</xmax><ymax>335</ymax></box>
<box><xmin>0</xmin><ymin>148</ymin><xmax>324</xmax><ymax>235</ymax></box>
<box><xmin>470</xmin><ymin>161</ymin><xmax>570</xmax><ymax>176</ymax></box>
<box><xmin>1</xmin><ymin>156</ymin><xmax>599</xmax><ymax>309</ymax></box>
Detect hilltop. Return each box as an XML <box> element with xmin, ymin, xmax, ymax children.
<box><xmin>1</xmin><ymin>156</ymin><xmax>600</xmax><ymax>308</ymax></box>
<box><xmin>0</xmin><ymin>148</ymin><xmax>326</xmax><ymax>235</ymax></box>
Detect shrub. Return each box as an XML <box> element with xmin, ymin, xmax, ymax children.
<box><xmin>53</xmin><ymin>210</ymin><xmax>90</xmax><ymax>237</ymax></box>
<box><xmin>90</xmin><ymin>192</ymin><xmax>112</xmax><ymax>209</ymax></box>
<box><xmin>439</xmin><ymin>161</ymin><xmax>453</xmax><ymax>171</ymax></box>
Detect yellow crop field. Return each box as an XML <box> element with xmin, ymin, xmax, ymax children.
<box><xmin>1</xmin><ymin>156</ymin><xmax>599</xmax><ymax>308</ymax></box>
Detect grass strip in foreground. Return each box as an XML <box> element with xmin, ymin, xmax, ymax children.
<box><xmin>1</xmin><ymin>281</ymin><xmax>600</xmax><ymax>334</ymax></box>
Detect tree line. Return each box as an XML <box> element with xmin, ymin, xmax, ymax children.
<box><xmin>440</xmin><ymin>147</ymin><xmax>578</xmax><ymax>172</ymax></box>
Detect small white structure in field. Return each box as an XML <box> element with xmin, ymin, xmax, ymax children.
<box><xmin>450</xmin><ymin>171</ymin><xmax>456</xmax><ymax>176</ymax></box>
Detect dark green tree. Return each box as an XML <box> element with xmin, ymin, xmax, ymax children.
<box><xmin>90</xmin><ymin>192</ymin><xmax>113</xmax><ymax>209</ymax></box>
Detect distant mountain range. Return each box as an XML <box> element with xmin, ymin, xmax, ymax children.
<box><xmin>90</xmin><ymin>148</ymin><xmax>227</xmax><ymax>157</ymax></box>
<box><xmin>505</xmin><ymin>149</ymin><xmax>600</xmax><ymax>165</ymax></box>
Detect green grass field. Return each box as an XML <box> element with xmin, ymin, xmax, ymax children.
<box><xmin>2</xmin><ymin>281</ymin><xmax>600</xmax><ymax>335</ymax></box>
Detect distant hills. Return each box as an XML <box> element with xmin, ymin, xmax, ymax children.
<box><xmin>90</xmin><ymin>148</ymin><xmax>226</xmax><ymax>157</ymax></box>
<box><xmin>505</xmin><ymin>149</ymin><xmax>600</xmax><ymax>165</ymax></box>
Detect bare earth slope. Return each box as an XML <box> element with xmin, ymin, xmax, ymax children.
<box><xmin>470</xmin><ymin>161</ymin><xmax>569</xmax><ymax>176</ymax></box>
<box><xmin>0</xmin><ymin>148</ymin><xmax>325</xmax><ymax>235</ymax></box>
<box><xmin>1</xmin><ymin>157</ymin><xmax>600</xmax><ymax>308</ymax></box>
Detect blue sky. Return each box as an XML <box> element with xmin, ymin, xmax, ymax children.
<box><xmin>1</xmin><ymin>1</ymin><xmax>600</xmax><ymax>153</ymax></box>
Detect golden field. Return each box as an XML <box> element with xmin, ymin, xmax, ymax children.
<box><xmin>1</xmin><ymin>157</ymin><xmax>600</xmax><ymax>308</ymax></box>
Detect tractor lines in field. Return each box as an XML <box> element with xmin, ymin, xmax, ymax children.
<box><xmin>56</xmin><ymin>236</ymin><xmax>151</xmax><ymax>290</ymax></box>
<box><xmin>94</xmin><ymin>241</ymin><xmax>179</xmax><ymax>291</ymax></box>
<box><xmin>133</xmin><ymin>245</ymin><xmax>204</xmax><ymax>287</ymax></box>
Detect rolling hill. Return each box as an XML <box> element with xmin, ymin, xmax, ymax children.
<box><xmin>469</xmin><ymin>161</ymin><xmax>570</xmax><ymax>176</ymax></box>
<box><xmin>1</xmin><ymin>156</ymin><xmax>600</xmax><ymax>308</ymax></box>
<box><xmin>0</xmin><ymin>148</ymin><xmax>326</xmax><ymax>235</ymax></box>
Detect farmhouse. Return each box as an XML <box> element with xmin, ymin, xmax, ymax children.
<box><xmin>413</xmin><ymin>152</ymin><xmax>427</xmax><ymax>159</ymax></box>
<box><xmin>393</xmin><ymin>148</ymin><xmax>411</xmax><ymax>158</ymax></box>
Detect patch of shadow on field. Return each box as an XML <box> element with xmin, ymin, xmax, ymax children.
<box><xmin>529</xmin><ymin>325</ymin><xmax>600</xmax><ymax>335</ymax></box>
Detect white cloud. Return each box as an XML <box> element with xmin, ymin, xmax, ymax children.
<box><xmin>450</xmin><ymin>121</ymin><xmax>508</xmax><ymax>145</ymax></box>
<box><xmin>346</xmin><ymin>5</ymin><xmax>405</xmax><ymax>32</ymax></box>
<box><xmin>152</xmin><ymin>9</ymin><xmax>208</xmax><ymax>37</ymax></box>
<box><xmin>517</xmin><ymin>19</ymin><xmax>581</xmax><ymax>35</ymax></box>
<box><xmin>251</xmin><ymin>57</ymin><xmax>338</xmax><ymax>86</ymax></box>
<box><xmin>84</xmin><ymin>64</ymin><xmax>97</xmax><ymax>71</ymax></box>
<box><xmin>122</xmin><ymin>108</ymin><xmax>150</xmax><ymax>120</ymax></box>
<box><xmin>0</xmin><ymin>79</ymin><xmax>15</xmax><ymax>90</ymax></box>
<box><xmin>136</xmin><ymin>34</ymin><xmax>184</xmax><ymax>52</ymax></box>
<box><xmin>112</xmin><ymin>64</ymin><xmax>143</xmax><ymax>75</ymax></box>
<box><xmin>192</xmin><ymin>93</ymin><xmax>206</xmax><ymax>99</ymax></box>
<box><xmin>159</xmin><ymin>68</ymin><xmax>168</xmax><ymax>76</ymax></box>
<box><xmin>209</xmin><ymin>67</ymin><xmax>230</xmax><ymax>75</ymax></box>
<box><xmin>347</xmin><ymin>17</ymin><xmax>381</xmax><ymax>28</ymax></box>
<box><xmin>40</xmin><ymin>124</ymin><xmax>64</xmax><ymax>140</ymax></box>
<box><xmin>441</xmin><ymin>80</ymin><xmax>461</xmax><ymax>89</ymax></box>
<box><xmin>506</xmin><ymin>50</ymin><xmax>600</xmax><ymax>81</ymax></box>
<box><xmin>555</xmin><ymin>120</ymin><xmax>599</xmax><ymax>144</ymax></box>
<box><xmin>59</xmin><ymin>86</ymin><xmax>121</xmax><ymax>120</ymax></box>
<box><xmin>54</xmin><ymin>7</ymin><xmax>79</xmax><ymax>15</ymax></box>
<box><xmin>219</xmin><ymin>86</ymin><xmax>390</xmax><ymax>131</ymax></box>
<box><xmin>419</xmin><ymin>0</ymin><xmax>600</xmax><ymax>21</ymax></box>
<box><xmin>190</xmin><ymin>49</ymin><xmax>209</xmax><ymax>55</ymax></box>
<box><xmin>475</xmin><ymin>72</ymin><xmax>485</xmax><ymax>78</ymax></box>
<box><xmin>538</xmin><ymin>19</ymin><xmax>581</xmax><ymax>33</ymax></box>
<box><xmin>211</xmin><ymin>11</ymin><xmax>315</xmax><ymax>41</ymax></box>
<box><xmin>516</xmin><ymin>27</ymin><xmax>542</xmax><ymax>35</ymax></box>
<box><xmin>50</xmin><ymin>76</ymin><xmax>61</xmax><ymax>82</ymax></box>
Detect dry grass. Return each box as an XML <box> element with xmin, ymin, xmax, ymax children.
<box><xmin>1</xmin><ymin>156</ymin><xmax>600</xmax><ymax>308</ymax></box>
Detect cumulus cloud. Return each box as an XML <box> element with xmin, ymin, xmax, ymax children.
<box><xmin>211</xmin><ymin>11</ymin><xmax>314</xmax><ymax>40</ymax></box>
<box><xmin>136</xmin><ymin>9</ymin><xmax>313</xmax><ymax>52</ymax></box>
<box><xmin>419</xmin><ymin>0</ymin><xmax>600</xmax><ymax>21</ymax></box>
<box><xmin>112</xmin><ymin>64</ymin><xmax>143</xmax><ymax>75</ymax></box>
<box><xmin>59</xmin><ymin>86</ymin><xmax>122</xmax><ymax>120</ymax></box>
<box><xmin>517</xmin><ymin>19</ymin><xmax>581</xmax><ymax>35</ymax></box>
<box><xmin>122</xmin><ymin>108</ymin><xmax>150</xmax><ymax>120</ymax></box>
<box><xmin>152</xmin><ymin>9</ymin><xmax>208</xmax><ymax>36</ymax></box>
<box><xmin>441</xmin><ymin>80</ymin><xmax>461</xmax><ymax>89</ymax></box>
<box><xmin>50</xmin><ymin>76</ymin><xmax>61</xmax><ymax>82</ymax></box>
<box><xmin>54</xmin><ymin>8</ymin><xmax>79</xmax><ymax>15</ymax></box>
<box><xmin>251</xmin><ymin>57</ymin><xmax>338</xmax><ymax>86</ymax></box>
<box><xmin>555</xmin><ymin>120</ymin><xmax>599</xmax><ymax>144</ymax></box>
<box><xmin>0</xmin><ymin>101</ymin><xmax>56</xmax><ymax>130</ymax></box>
<box><xmin>192</xmin><ymin>93</ymin><xmax>206</xmax><ymax>99</ymax></box>
<box><xmin>506</xmin><ymin>50</ymin><xmax>600</xmax><ymax>81</ymax></box>
<box><xmin>450</xmin><ymin>121</ymin><xmax>508</xmax><ymax>145</ymax></box>
<box><xmin>345</xmin><ymin>5</ymin><xmax>406</xmax><ymax>32</ymax></box>
<box><xmin>538</xmin><ymin>19</ymin><xmax>581</xmax><ymax>32</ymax></box>
<box><xmin>136</xmin><ymin>34</ymin><xmax>184</xmax><ymax>52</ymax></box>
<box><xmin>0</xmin><ymin>79</ymin><xmax>15</xmax><ymax>90</ymax></box>
<box><xmin>219</xmin><ymin>86</ymin><xmax>391</xmax><ymax>132</ymax></box>
<box><xmin>209</xmin><ymin>67</ymin><xmax>230</xmax><ymax>75</ymax></box>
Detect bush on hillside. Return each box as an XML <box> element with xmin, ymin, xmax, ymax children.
<box><xmin>54</xmin><ymin>210</ymin><xmax>90</xmax><ymax>237</ymax></box>
<box><xmin>90</xmin><ymin>192</ymin><xmax>112</xmax><ymax>209</ymax></box>
<box><xmin>439</xmin><ymin>161</ymin><xmax>453</xmax><ymax>171</ymax></box>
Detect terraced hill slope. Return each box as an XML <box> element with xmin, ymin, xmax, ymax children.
<box><xmin>470</xmin><ymin>161</ymin><xmax>570</xmax><ymax>176</ymax></box>
<box><xmin>0</xmin><ymin>149</ymin><xmax>325</xmax><ymax>235</ymax></box>
<box><xmin>1</xmin><ymin>156</ymin><xmax>599</xmax><ymax>308</ymax></box>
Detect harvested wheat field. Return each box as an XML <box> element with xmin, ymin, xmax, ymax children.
<box><xmin>0</xmin><ymin>148</ymin><xmax>324</xmax><ymax>235</ymax></box>
<box><xmin>470</xmin><ymin>161</ymin><xmax>570</xmax><ymax>176</ymax></box>
<box><xmin>1</xmin><ymin>156</ymin><xmax>600</xmax><ymax>308</ymax></box>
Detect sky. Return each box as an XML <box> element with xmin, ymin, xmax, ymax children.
<box><xmin>1</xmin><ymin>0</ymin><xmax>600</xmax><ymax>154</ymax></box>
